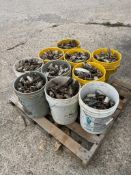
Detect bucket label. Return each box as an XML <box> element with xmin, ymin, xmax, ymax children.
<box><xmin>81</xmin><ymin>112</ymin><xmax>95</xmax><ymax>132</ymax></box>
<box><xmin>83</xmin><ymin>110</ymin><xmax>95</xmax><ymax>122</ymax></box>
<box><xmin>81</xmin><ymin>114</ymin><xmax>106</xmax><ymax>133</ymax></box>
<box><xmin>81</xmin><ymin>110</ymin><xmax>105</xmax><ymax>132</ymax></box>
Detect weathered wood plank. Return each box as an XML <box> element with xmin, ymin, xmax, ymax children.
<box><xmin>110</xmin><ymin>78</ymin><xmax>131</xmax><ymax>91</ymax></box>
<box><xmin>34</xmin><ymin>117</ymin><xmax>90</xmax><ymax>163</ymax></box>
<box><xmin>67</xmin><ymin>122</ymin><xmax>100</xmax><ymax>144</ymax></box>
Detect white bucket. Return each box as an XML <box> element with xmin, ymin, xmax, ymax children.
<box><xmin>79</xmin><ymin>81</ymin><xmax>119</xmax><ymax>134</ymax></box>
<box><xmin>13</xmin><ymin>57</ymin><xmax>43</xmax><ymax>77</ymax></box>
<box><xmin>45</xmin><ymin>76</ymin><xmax>80</xmax><ymax>125</ymax></box>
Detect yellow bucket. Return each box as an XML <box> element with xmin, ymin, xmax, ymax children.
<box><xmin>92</xmin><ymin>48</ymin><xmax>122</xmax><ymax>81</ymax></box>
<box><xmin>72</xmin><ymin>62</ymin><xmax>106</xmax><ymax>85</ymax></box>
<box><xmin>38</xmin><ymin>47</ymin><xmax>64</xmax><ymax>63</ymax></box>
<box><xmin>57</xmin><ymin>38</ymin><xmax>81</xmax><ymax>53</ymax></box>
<box><xmin>64</xmin><ymin>48</ymin><xmax>92</xmax><ymax>67</ymax></box>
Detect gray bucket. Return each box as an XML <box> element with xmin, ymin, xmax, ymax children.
<box><xmin>14</xmin><ymin>72</ymin><xmax>50</xmax><ymax>118</ymax></box>
<box><xmin>41</xmin><ymin>60</ymin><xmax>71</xmax><ymax>80</ymax></box>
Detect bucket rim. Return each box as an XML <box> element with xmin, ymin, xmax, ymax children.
<box><xmin>92</xmin><ymin>48</ymin><xmax>122</xmax><ymax>66</ymax></box>
<box><xmin>38</xmin><ymin>47</ymin><xmax>64</xmax><ymax>61</ymax></box>
<box><xmin>13</xmin><ymin>71</ymin><xmax>47</xmax><ymax>95</ymax></box>
<box><xmin>45</xmin><ymin>76</ymin><xmax>80</xmax><ymax>101</ymax></box>
<box><xmin>13</xmin><ymin>57</ymin><xmax>43</xmax><ymax>74</ymax></box>
<box><xmin>72</xmin><ymin>62</ymin><xmax>106</xmax><ymax>84</ymax></box>
<box><xmin>79</xmin><ymin>81</ymin><xmax>119</xmax><ymax>115</ymax></box>
<box><xmin>57</xmin><ymin>38</ymin><xmax>81</xmax><ymax>49</ymax></box>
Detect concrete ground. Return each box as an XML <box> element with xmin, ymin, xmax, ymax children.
<box><xmin>0</xmin><ymin>0</ymin><xmax>131</xmax><ymax>175</ymax></box>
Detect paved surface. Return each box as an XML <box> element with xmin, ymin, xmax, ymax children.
<box><xmin>0</xmin><ymin>1</ymin><xmax>131</xmax><ymax>175</ymax></box>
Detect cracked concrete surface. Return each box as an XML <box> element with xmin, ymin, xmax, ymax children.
<box><xmin>0</xmin><ymin>1</ymin><xmax>131</xmax><ymax>175</ymax></box>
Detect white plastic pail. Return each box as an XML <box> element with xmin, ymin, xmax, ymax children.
<box><xmin>45</xmin><ymin>76</ymin><xmax>80</xmax><ymax>125</ymax></box>
<box><xmin>79</xmin><ymin>81</ymin><xmax>119</xmax><ymax>134</ymax></box>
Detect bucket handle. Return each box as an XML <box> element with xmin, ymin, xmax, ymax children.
<box><xmin>105</xmin><ymin>118</ymin><xmax>113</xmax><ymax>125</ymax></box>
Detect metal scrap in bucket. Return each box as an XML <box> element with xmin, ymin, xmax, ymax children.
<box><xmin>47</xmin><ymin>78</ymin><xmax>79</xmax><ymax>99</ymax></box>
<box><xmin>83</xmin><ymin>90</ymin><xmax>115</xmax><ymax>109</ymax></box>
<box><xmin>75</xmin><ymin>63</ymin><xmax>103</xmax><ymax>80</ymax></box>
<box><xmin>94</xmin><ymin>49</ymin><xmax>118</xmax><ymax>63</ymax></box>
<box><xmin>16</xmin><ymin>59</ymin><xmax>42</xmax><ymax>72</ymax></box>
<box><xmin>16</xmin><ymin>73</ymin><xmax>45</xmax><ymax>93</ymax></box>
<box><xmin>58</xmin><ymin>40</ymin><xmax>78</xmax><ymax>49</ymax></box>
<box><xmin>40</xmin><ymin>50</ymin><xmax>63</xmax><ymax>60</ymax></box>
<box><xmin>44</xmin><ymin>62</ymin><xmax>69</xmax><ymax>78</ymax></box>
<box><xmin>66</xmin><ymin>52</ymin><xmax>90</xmax><ymax>62</ymax></box>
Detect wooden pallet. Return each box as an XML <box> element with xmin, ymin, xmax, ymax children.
<box><xmin>9</xmin><ymin>79</ymin><xmax>131</xmax><ymax>166</ymax></box>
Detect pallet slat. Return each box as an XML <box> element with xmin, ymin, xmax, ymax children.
<box><xmin>34</xmin><ymin>117</ymin><xmax>91</xmax><ymax>163</ymax></box>
<box><xmin>67</xmin><ymin>122</ymin><xmax>100</xmax><ymax>144</ymax></box>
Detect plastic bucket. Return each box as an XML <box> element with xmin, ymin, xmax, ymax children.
<box><xmin>14</xmin><ymin>72</ymin><xmax>50</xmax><ymax>118</ymax></box>
<box><xmin>79</xmin><ymin>81</ymin><xmax>119</xmax><ymax>134</ymax></box>
<box><xmin>72</xmin><ymin>62</ymin><xmax>106</xmax><ymax>85</ymax></box>
<box><xmin>92</xmin><ymin>48</ymin><xmax>122</xmax><ymax>81</ymax></box>
<box><xmin>38</xmin><ymin>47</ymin><xmax>64</xmax><ymax>63</ymax></box>
<box><xmin>57</xmin><ymin>38</ymin><xmax>81</xmax><ymax>53</ymax></box>
<box><xmin>41</xmin><ymin>60</ymin><xmax>71</xmax><ymax>80</ymax></box>
<box><xmin>64</xmin><ymin>48</ymin><xmax>92</xmax><ymax>67</ymax></box>
<box><xmin>13</xmin><ymin>58</ymin><xmax>43</xmax><ymax>77</ymax></box>
<box><xmin>45</xmin><ymin>76</ymin><xmax>80</xmax><ymax>125</ymax></box>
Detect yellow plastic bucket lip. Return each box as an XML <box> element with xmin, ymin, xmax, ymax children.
<box><xmin>92</xmin><ymin>48</ymin><xmax>122</xmax><ymax>67</ymax></box>
<box><xmin>72</xmin><ymin>62</ymin><xmax>106</xmax><ymax>85</ymax></box>
<box><xmin>57</xmin><ymin>38</ymin><xmax>81</xmax><ymax>51</ymax></box>
<box><xmin>38</xmin><ymin>47</ymin><xmax>64</xmax><ymax>62</ymax></box>
<box><xmin>64</xmin><ymin>48</ymin><xmax>92</xmax><ymax>66</ymax></box>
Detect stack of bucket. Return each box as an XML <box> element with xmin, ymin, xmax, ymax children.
<box><xmin>13</xmin><ymin>38</ymin><xmax>121</xmax><ymax>134</ymax></box>
<box><xmin>92</xmin><ymin>48</ymin><xmax>122</xmax><ymax>81</ymax></box>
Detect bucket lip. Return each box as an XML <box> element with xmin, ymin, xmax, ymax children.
<box><xmin>72</xmin><ymin>62</ymin><xmax>106</xmax><ymax>83</ymax></box>
<box><xmin>13</xmin><ymin>57</ymin><xmax>43</xmax><ymax>74</ymax></box>
<box><xmin>13</xmin><ymin>71</ymin><xmax>46</xmax><ymax>95</ymax></box>
<box><xmin>92</xmin><ymin>48</ymin><xmax>122</xmax><ymax>64</ymax></box>
<box><xmin>64</xmin><ymin>48</ymin><xmax>92</xmax><ymax>64</ymax></box>
<box><xmin>79</xmin><ymin>81</ymin><xmax>119</xmax><ymax>115</ymax></box>
<box><xmin>38</xmin><ymin>47</ymin><xmax>64</xmax><ymax>60</ymax></box>
<box><xmin>41</xmin><ymin>59</ymin><xmax>71</xmax><ymax>77</ymax></box>
<box><xmin>45</xmin><ymin>76</ymin><xmax>80</xmax><ymax>101</ymax></box>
